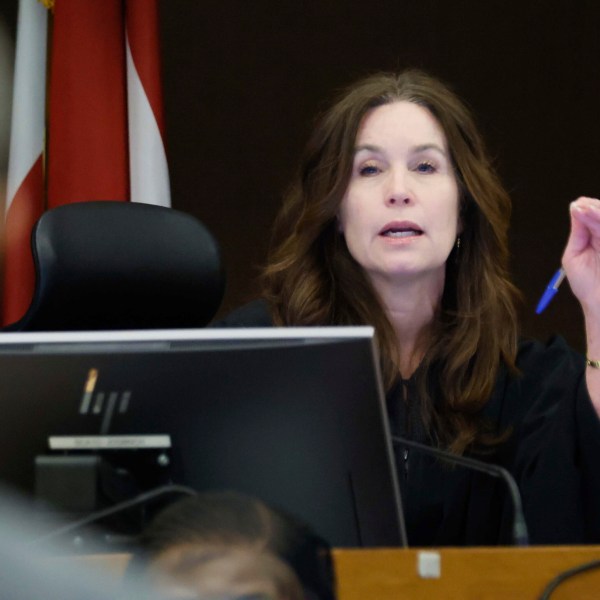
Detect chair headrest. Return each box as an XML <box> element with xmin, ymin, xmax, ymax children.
<box><xmin>10</xmin><ymin>201</ymin><xmax>225</xmax><ymax>331</ymax></box>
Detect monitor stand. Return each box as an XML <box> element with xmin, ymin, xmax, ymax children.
<box><xmin>33</xmin><ymin>451</ymin><xmax>174</xmax><ymax>551</ymax></box>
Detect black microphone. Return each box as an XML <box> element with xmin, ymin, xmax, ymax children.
<box><xmin>391</xmin><ymin>435</ymin><xmax>529</xmax><ymax>546</ymax></box>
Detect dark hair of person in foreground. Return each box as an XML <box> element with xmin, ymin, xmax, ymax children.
<box><xmin>138</xmin><ymin>491</ymin><xmax>336</xmax><ymax>600</ymax></box>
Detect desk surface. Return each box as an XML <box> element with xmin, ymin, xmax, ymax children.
<box><xmin>333</xmin><ymin>546</ymin><xmax>600</xmax><ymax>600</ymax></box>
<box><xmin>55</xmin><ymin>546</ymin><xmax>600</xmax><ymax>600</ymax></box>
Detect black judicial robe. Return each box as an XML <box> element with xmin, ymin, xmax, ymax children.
<box><xmin>213</xmin><ymin>300</ymin><xmax>600</xmax><ymax>546</ymax></box>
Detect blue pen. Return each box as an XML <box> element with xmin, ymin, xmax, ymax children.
<box><xmin>535</xmin><ymin>268</ymin><xmax>566</xmax><ymax>314</ymax></box>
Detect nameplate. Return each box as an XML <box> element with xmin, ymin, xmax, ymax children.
<box><xmin>49</xmin><ymin>435</ymin><xmax>171</xmax><ymax>450</ymax></box>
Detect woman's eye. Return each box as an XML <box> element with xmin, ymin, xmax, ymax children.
<box><xmin>415</xmin><ymin>161</ymin><xmax>436</xmax><ymax>174</ymax></box>
<box><xmin>358</xmin><ymin>164</ymin><xmax>380</xmax><ymax>176</ymax></box>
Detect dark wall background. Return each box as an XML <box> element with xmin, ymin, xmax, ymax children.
<box><xmin>2</xmin><ymin>1</ymin><xmax>599</xmax><ymax>351</ymax></box>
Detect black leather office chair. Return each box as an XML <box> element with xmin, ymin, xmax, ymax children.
<box><xmin>5</xmin><ymin>201</ymin><xmax>225</xmax><ymax>331</ymax></box>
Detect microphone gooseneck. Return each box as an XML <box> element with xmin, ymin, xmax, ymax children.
<box><xmin>391</xmin><ymin>435</ymin><xmax>529</xmax><ymax>546</ymax></box>
<box><xmin>30</xmin><ymin>484</ymin><xmax>198</xmax><ymax>546</ymax></box>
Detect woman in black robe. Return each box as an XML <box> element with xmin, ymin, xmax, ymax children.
<box><xmin>215</xmin><ymin>70</ymin><xmax>600</xmax><ymax>546</ymax></box>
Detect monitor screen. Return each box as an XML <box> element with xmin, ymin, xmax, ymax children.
<box><xmin>0</xmin><ymin>327</ymin><xmax>405</xmax><ymax>548</ymax></box>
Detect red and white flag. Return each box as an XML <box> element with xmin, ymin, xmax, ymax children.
<box><xmin>126</xmin><ymin>0</ymin><xmax>170</xmax><ymax>206</ymax></box>
<box><xmin>3</xmin><ymin>0</ymin><xmax>171</xmax><ymax>325</ymax></box>
<box><xmin>47</xmin><ymin>0</ymin><xmax>130</xmax><ymax>207</ymax></box>
<box><xmin>3</xmin><ymin>0</ymin><xmax>47</xmax><ymax>325</ymax></box>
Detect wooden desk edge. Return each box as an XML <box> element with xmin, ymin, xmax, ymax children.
<box><xmin>332</xmin><ymin>546</ymin><xmax>600</xmax><ymax>600</ymax></box>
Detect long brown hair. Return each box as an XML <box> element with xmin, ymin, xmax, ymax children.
<box><xmin>263</xmin><ymin>70</ymin><xmax>520</xmax><ymax>454</ymax></box>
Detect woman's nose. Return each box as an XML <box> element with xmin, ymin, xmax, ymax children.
<box><xmin>386</xmin><ymin>195</ymin><xmax>411</xmax><ymax>206</ymax></box>
<box><xmin>385</xmin><ymin>168</ymin><xmax>412</xmax><ymax>206</ymax></box>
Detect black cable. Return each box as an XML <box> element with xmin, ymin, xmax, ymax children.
<box><xmin>538</xmin><ymin>558</ymin><xmax>600</xmax><ymax>599</ymax></box>
<box><xmin>30</xmin><ymin>484</ymin><xmax>198</xmax><ymax>545</ymax></box>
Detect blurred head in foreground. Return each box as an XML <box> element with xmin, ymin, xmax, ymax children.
<box><xmin>150</xmin><ymin>545</ymin><xmax>304</xmax><ymax>600</ymax></box>
<box><xmin>140</xmin><ymin>491</ymin><xmax>336</xmax><ymax>600</ymax></box>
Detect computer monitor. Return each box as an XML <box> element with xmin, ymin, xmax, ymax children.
<box><xmin>0</xmin><ymin>327</ymin><xmax>406</xmax><ymax>548</ymax></box>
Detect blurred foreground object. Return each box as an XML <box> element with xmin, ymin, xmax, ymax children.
<box><xmin>151</xmin><ymin>546</ymin><xmax>305</xmax><ymax>600</ymax></box>
<box><xmin>140</xmin><ymin>491</ymin><xmax>336</xmax><ymax>600</ymax></box>
<box><xmin>0</xmin><ymin>485</ymin><xmax>163</xmax><ymax>600</ymax></box>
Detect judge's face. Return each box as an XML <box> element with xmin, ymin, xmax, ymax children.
<box><xmin>338</xmin><ymin>101</ymin><xmax>460</xmax><ymax>290</ymax></box>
